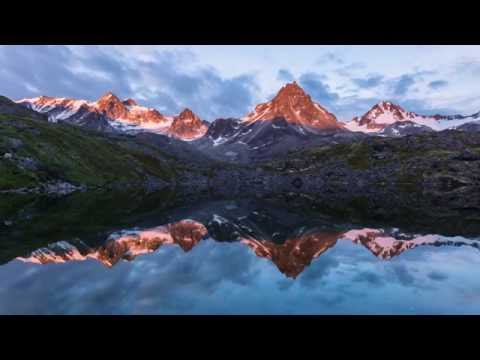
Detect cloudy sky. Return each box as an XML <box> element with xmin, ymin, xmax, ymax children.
<box><xmin>1</xmin><ymin>45</ymin><xmax>479</xmax><ymax>121</ymax></box>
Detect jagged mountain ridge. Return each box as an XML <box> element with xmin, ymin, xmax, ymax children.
<box><xmin>0</xmin><ymin>100</ymin><xmax>216</xmax><ymax>193</ymax></box>
<box><xmin>191</xmin><ymin>83</ymin><xmax>356</xmax><ymax>161</ymax></box>
<box><xmin>345</xmin><ymin>101</ymin><xmax>480</xmax><ymax>133</ymax></box>
<box><xmin>14</xmin><ymin>83</ymin><xmax>480</xmax><ymax>147</ymax></box>
<box><xmin>17</xmin><ymin>92</ymin><xmax>207</xmax><ymax>140</ymax></box>
<box><xmin>8</xmin><ymin>82</ymin><xmax>480</xmax><ymax>167</ymax></box>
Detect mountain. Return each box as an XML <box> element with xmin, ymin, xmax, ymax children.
<box><xmin>456</xmin><ymin>121</ymin><xmax>480</xmax><ymax>132</ymax></box>
<box><xmin>57</xmin><ymin>104</ymin><xmax>117</xmax><ymax>133</ymax></box>
<box><xmin>345</xmin><ymin>101</ymin><xmax>480</xmax><ymax>133</ymax></box>
<box><xmin>16</xmin><ymin>86</ymin><xmax>480</xmax><ymax>153</ymax></box>
<box><xmin>192</xmin><ymin>82</ymin><xmax>357</xmax><ymax>162</ymax></box>
<box><xmin>345</xmin><ymin>101</ymin><xmax>438</xmax><ymax>132</ymax></box>
<box><xmin>17</xmin><ymin>93</ymin><xmax>207</xmax><ymax>141</ymax></box>
<box><xmin>0</xmin><ymin>95</ymin><xmax>47</xmax><ymax>121</ymax></box>
<box><xmin>167</xmin><ymin>108</ymin><xmax>208</xmax><ymax>140</ymax></box>
<box><xmin>122</xmin><ymin>98</ymin><xmax>138</xmax><ymax>107</ymax></box>
<box><xmin>96</xmin><ymin>92</ymin><xmax>169</xmax><ymax>126</ymax></box>
<box><xmin>194</xmin><ymin>116</ymin><xmax>362</xmax><ymax>162</ymax></box>
<box><xmin>435</xmin><ymin>110</ymin><xmax>480</xmax><ymax>122</ymax></box>
<box><xmin>243</xmin><ymin>81</ymin><xmax>342</xmax><ymax>130</ymax></box>
<box><xmin>425</xmin><ymin>110</ymin><xmax>480</xmax><ymax>130</ymax></box>
<box><xmin>203</xmin><ymin>117</ymin><xmax>243</xmax><ymax>145</ymax></box>
<box><xmin>18</xmin><ymin>92</ymin><xmax>171</xmax><ymax>132</ymax></box>
<box><xmin>443</xmin><ymin>113</ymin><xmax>480</xmax><ymax>131</ymax></box>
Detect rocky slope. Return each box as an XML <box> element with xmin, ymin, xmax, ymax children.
<box><xmin>0</xmin><ymin>95</ymin><xmax>47</xmax><ymax>121</ymax></box>
<box><xmin>194</xmin><ymin>117</ymin><xmax>364</xmax><ymax>162</ymax></box>
<box><xmin>379</xmin><ymin>121</ymin><xmax>434</xmax><ymax>137</ymax></box>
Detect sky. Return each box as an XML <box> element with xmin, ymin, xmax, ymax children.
<box><xmin>0</xmin><ymin>45</ymin><xmax>479</xmax><ymax>122</ymax></box>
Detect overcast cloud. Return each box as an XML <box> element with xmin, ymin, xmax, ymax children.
<box><xmin>1</xmin><ymin>45</ymin><xmax>479</xmax><ymax>121</ymax></box>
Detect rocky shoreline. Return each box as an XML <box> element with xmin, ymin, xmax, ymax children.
<box><xmin>4</xmin><ymin>130</ymin><xmax>479</xmax><ymax>222</ymax></box>
<box><xmin>177</xmin><ymin>130</ymin><xmax>480</xmax><ymax>221</ymax></box>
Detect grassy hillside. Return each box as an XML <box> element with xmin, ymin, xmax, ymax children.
<box><xmin>0</xmin><ymin>113</ymin><xmax>178</xmax><ymax>191</ymax></box>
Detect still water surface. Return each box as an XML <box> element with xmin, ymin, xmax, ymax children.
<box><xmin>1</xmin><ymin>192</ymin><xmax>479</xmax><ymax>314</ymax></box>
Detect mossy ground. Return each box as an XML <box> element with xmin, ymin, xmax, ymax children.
<box><xmin>0</xmin><ymin>115</ymin><xmax>177</xmax><ymax>190</ymax></box>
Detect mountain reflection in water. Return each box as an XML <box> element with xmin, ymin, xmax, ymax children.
<box><xmin>16</xmin><ymin>219</ymin><xmax>480</xmax><ymax>279</ymax></box>
<box><xmin>2</xmin><ymin>193</ymin><xmax>480</xmax><ymax>314</ymax></box>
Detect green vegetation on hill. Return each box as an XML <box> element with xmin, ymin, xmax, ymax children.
<box><xmin>0</xmin><ymin>114</ymin><xmax>177</xmax><ymax>190</ymax></box>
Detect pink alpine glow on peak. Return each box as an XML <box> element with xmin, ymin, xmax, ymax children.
<box><xmin>167</xmin><ymin>108</ymin><xmax>208</xmax><ymax>140</ymax></box>
<box><xmin>344</xmin><ymin>101</ymin><xmax>441</xmax><ymax>132</ymax></box>
<box><xmin>243</xmin><ymin>81</ymin><xmax>341</xmax><ymax>130</ymax></box>
<box><xmin>122</xmin><ymin>98</ymin><xmax>138</xmax><ymax>107</ymax></box>
<box><xmin>17</xmin><ymin>93</ymin><xmax>214</xmax><ymax>140</ymax></box>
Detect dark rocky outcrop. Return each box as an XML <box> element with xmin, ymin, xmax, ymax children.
<box><xmin>456</xmin><ymin>121</ymin><xmax>480</xmax><ymax>132</ymax></box>
<box><xmin>193</xmin><ymin>116</ymin><xmax>364</xmax><ymax>163</ymax></box>
<box><xmin>379</xmin><ymin>120</ymin><xmax>434</xmax><ymax>137</ymax></box>
<box><xmin>184</xmin><ymin>130</ymin><xmax>480</xmax><ymax>222</ymax></box>
<box><xmin>0</xmin><ymin>96</ymin><xmax>47</xmax><ymax>121</ymax></box>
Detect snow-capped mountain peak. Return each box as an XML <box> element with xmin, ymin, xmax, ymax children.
<box><xmin>344</xmin><ymin>101</ymin><xmax>439</xmax><ymax>133</ymax></box>
<box><xmin>357</xmin><ymin>101</ymin><xmax>417</xmax><ymax>127</ymax></box>
<box><xmin>16</xmin><ymin>93</ymin><xmax>189</xmax><ymax>137</ymax></box>
<box><xmin>18</xmin><ymin>93</ymin><xmax>215</xmax><ymax>140</ymax></box>
<box><xmin>344</xmin><ymin>100</ymin><xmax>480</xmax><ymax>134</ymax></box>
<box><xmin>243</xmin><ymin>81</ymin><xmax>342</xmax><ymax>130</ymax></box>
<box><xmin>167</xmin><ymin>108</ymin><xmax>208</xmax><ymax>140</ymax></box>
<box><xmin>176</xmin><ymin>108</ymin><xmax>198</xmax><ymax>122</ymax></box>
<box><xmin>95</xmin><ymin>92</ymin><xmax>129</xmax><ymax>119</ymax></box>
<box><xmin>98</xmin><ymin>91</ymin><xmax>119</xmax><ymax>101</ymax></box>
